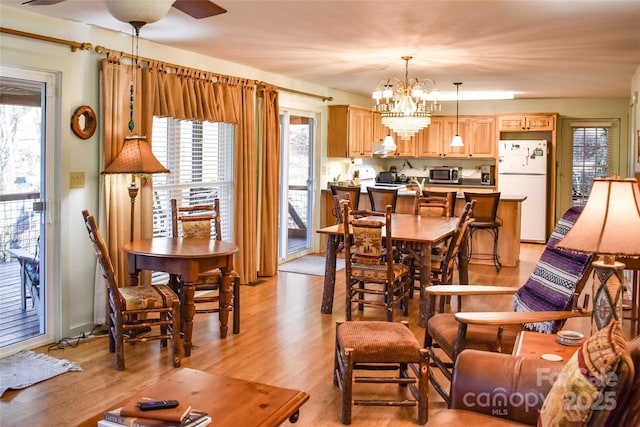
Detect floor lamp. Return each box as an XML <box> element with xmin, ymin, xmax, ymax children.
<box><xmin>557</xmin><ymin>177</ymin><xmax>640</xmax><ymax>332</ymax></box>
<box><xmin>102</xmin><ymin>135</ymin><xmax>169</xmax><ymax>242</ymax></box>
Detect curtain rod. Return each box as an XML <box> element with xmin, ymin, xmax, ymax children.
<box><xmin>1</xmin><ymin>25</ymin><xmax>332</xmax><ymax>102</ymax></box>
<box><xmin>95</xmin><ymin>45</ymin><xmax>332</xmax><ymax>102</ymax></box>
<box><xmin>0</xmin><ymin>27</ymin><xmax>92</xmax><ymax>52</ymax></box>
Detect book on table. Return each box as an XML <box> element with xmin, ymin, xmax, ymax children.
<box><xmin>102</xmin><ymin>406</ymin><xmax>209</xmax><ymax>427</ymax></box>
<box><xmin>119</xmin><ymin>396</ymin><xmax>192</xmax><ymax>422</ymax></box>
<box><xmin>98</xmin><ymin>414</ymin><xmax>211</xmax><ymax>427</ymax></box>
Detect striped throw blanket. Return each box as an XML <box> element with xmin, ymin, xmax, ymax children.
<box><xmin>512</xmin><ymin>206</ymin><xmax>593</xmax><ymax>333</ymax></box>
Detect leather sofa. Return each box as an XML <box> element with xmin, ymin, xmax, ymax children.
<box><xmin>426</xmin><ymin>336</ymin><xmax>640</xmax><ymax>426</ymax></box>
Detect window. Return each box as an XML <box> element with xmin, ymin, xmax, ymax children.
<box><xmin>151</xmin><ymin>118</ymin><xmax>235</xmax><ymax>242</ymax></box>
<box><xmin>570</xmin><ymin>121</ymin><xmax>619</xmax><ymax>206</ymax></box>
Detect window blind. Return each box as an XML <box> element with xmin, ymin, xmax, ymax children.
<box><xmin>151</xmin><ymin>117</ymin><xmax>235</xmax><ymax>242</ymax></box>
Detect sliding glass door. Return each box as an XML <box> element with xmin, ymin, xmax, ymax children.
<box><xmin>278</xmin><ymin>111</ymin><xmax>315</xmax><ymax>260</ymax></box>
<box><xmin>0</xmin><ymin>67</ymin><xmax>55</xmax><ymax>356</ymax></box>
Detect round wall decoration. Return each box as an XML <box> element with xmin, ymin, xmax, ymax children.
<box><xmin>71</xmin><ymin>105</ymin><xmax>97</xmax><ymax>139</ymax></box>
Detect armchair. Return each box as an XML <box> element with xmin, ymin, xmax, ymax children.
<box><xmin>425</xmin><ymin>206</ymin><xmax>594</xmax><ymax>402</ymax></box>
<box><xmin>427</xmin><ymin>332</ymin><xmax>640</xmax><ymax>426</ymax></box>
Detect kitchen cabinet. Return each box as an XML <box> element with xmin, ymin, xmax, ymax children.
<box><xmin>416</xmin><ymin>116</ymin><xmax>495</xmax><ymax>158</ymax></box>
<box><xmin>497</xmin><ymin>114</ymin><xmax>555</xmax><ymax>132</ymax></box>
<box><xmin>373</xmin><ymin>113</ymin><xmax>415</xmax><ymax>157</ymax></box>
<box><xmin>442</xmin><ymin>117</ymin><xmax>470</xmax><ymax>158</ymax></box>
<box><xmin>327</xmin><ymin>105</ymin><xmax>373</xmax><ymax>157</ymax></box>
<box><xmin>467</xmin><ymin>117</ymin><xmax>496</xmax><ymax>158</ymax></box>
<box><xmin>416</xmin><ymin>117</ymin><xmax>444</xmax><ymax>157</ymax></box>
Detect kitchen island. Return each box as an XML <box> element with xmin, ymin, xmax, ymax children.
<box><xmin>320</xmin><ymin>187</ymin><xmax>526</xmax><ymax>267</ymax></box>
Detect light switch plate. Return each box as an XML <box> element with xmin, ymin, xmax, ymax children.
<box><xmin>70</xmin><ymin>171</ymin><xmax>85</xmax><ymax>188</ymax></box>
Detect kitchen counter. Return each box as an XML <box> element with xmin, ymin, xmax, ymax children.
<box><xmin>320</xmin><ymin>188</ymin><xmax>525</xmax><ymax>267</ymax></box>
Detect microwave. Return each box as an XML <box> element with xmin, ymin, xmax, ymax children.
<box><xmin>429</xmin><ymin>167</ymin><xmax>461</xmax><ymax>184</ymax></box>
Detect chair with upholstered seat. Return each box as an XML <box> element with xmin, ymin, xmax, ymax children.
<box><xmin>413</xmin><ymin>192</ymin><xmax>449</xmax><ymax>217</ymax></box>
<box><xmin>424</xmin><ymin>206</ymin><xmax>594</xmax><ymax>402</ymax></box>
<box><xmin>422</xmin><ymin>190</ymin><xmax>457</xmax><ymax>217</ymax></box>
<box><xmin>464</xmin><ymin>191</ymin><xmax>503</xmax><ymax>271</ymax></box>
<box><xmin>334</xmin><ymin>320</ymin><xmax>428</xmax><ymax>425</ymax></box>
<box><xmin>82</xmin><ymin>210</ymin><xmax>182</xmax><ymax>371</ymax></box>
<box><xmin>367</xmin><ymin>186</ymin><xmax>399</xmax><ymax>213</ymax></box>
<box><xmin>343</xmin><ymin>205</ymin><xmax>411</xmax><ymax>321</ymax></box>
<box><xmin>171</xmin><ymin>198</ymin><xmax>240</xmax><ymax>334</ymax></box>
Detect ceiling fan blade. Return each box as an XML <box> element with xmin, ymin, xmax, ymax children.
<box><xmin>22</xmin><ymin>0</ymin><xmax>66</xmax><ymax>5</ymax></box>
<box><xmin>172</xmin><ymin>0</ymin><xmax>227</xmax><ymax>19</ymax></box>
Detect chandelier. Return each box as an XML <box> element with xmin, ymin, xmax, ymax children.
<box><xmin>372</xmin><ymin>56</ymin><xmax>440</xmax><ymax>140</ymax></box>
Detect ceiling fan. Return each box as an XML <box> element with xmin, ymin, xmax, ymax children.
<box><xmin>22</xmin><ymin>0</ymin><xmax>227</xmax><ymax>20</ymax></box>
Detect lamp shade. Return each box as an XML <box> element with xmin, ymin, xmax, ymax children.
<box><xmin>102</xmin><ymin>135</ymin><xmax>169</xmax><ymax>175</ymax></box>
<box><xmin>104</xmin><ymin>0</ymin><xmax>174</xmax><ymax>25</ymax></box>
<box><xmin>450</xmin><ymin>134</ymin><xmax>464</xmax><ymax>147</ymax></box>
<box><xmin>557</xmin><ymin>177</ymin><xmax>640</xmax><ymax>256</ymax></box>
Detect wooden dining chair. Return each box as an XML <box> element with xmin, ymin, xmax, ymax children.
<box><xmin>406</xmin><ymin>201</ymin><xmax>475</xmax><ymax>299</ymax></box>
<box><xmin>366</xmin><ymin>186</ymin><xmax>399</xmax><ymax>213</ymax></box>
<box><xmin>170</xmin><ymin>198</ymin><xmax>240</xmax><ymax>334</ymax></box>
<box><xmin>422</xmin><ymin>190</ymin><xmax>457</xmax><ymax>217</ymax></box>
<box><xmin>82</xmin><ymin>210</ymin><xmax>182</xmax><ymax>371</ymax></box>
<box><xmin>413</xmin><ymin>191</ymin><xmax>450</xmax><ymax>217</ymax></box>
<box><xmin>343</xmin><ymin>204</ymin><xmax>411</xmax><ymax>321</ymax></box>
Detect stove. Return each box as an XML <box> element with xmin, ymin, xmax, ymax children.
<box><xmin>374</xmin><ymin>182</ymin><xmax>407</xmax><ymax>189</ymax></box>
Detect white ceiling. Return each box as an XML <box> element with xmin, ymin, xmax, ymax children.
<box><xmin>3</xmin><ymin>0</ymin><xmax>640</xmax><ymax>100</ymax></box>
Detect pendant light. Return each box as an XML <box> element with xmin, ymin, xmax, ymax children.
<box><xmin>450</xmin><ymin>82</ymin><xmax>464</xmax><ymax>147</ymax></box>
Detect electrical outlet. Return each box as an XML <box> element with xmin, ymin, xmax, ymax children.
<box><xmin>70</xmin><ymin>171</ymin><xmax>85</xmax><ymax>188</ymax></box>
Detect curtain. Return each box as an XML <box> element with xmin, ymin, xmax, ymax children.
<box><xmin>99</xmin><ymin>56</ymin><xmax>258</xmax><ymax>317</ymax></box>
<box><xmin>257</xmin><ymin>85</ymin><xmax>281</xmax><ymax>276</ymax></box>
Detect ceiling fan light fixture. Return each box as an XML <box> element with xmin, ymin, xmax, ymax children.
<box><xmin>104</xmin><ymin>0</ymin><xmax>174</xmax><ymax>25</ymax></box>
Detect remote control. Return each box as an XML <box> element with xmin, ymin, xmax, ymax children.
<box><xmin>137</xmin><ymin>400</ymin><xmax>179</xmax><ymax>411</ymax></box>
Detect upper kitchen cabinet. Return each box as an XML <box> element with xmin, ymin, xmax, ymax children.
<box><xmin>327</xmin><ymin>105</ymin><xmax>373</xmax><ymax>157</ymax></box>
<box><xmin>416</xmin><ymin>117</ymin><xmax>444</xmax><ymax>157</ymax></box>
<box><xmin>417</xmin><ymin>116</ymin><xmax>495</xmax><ymax>158</ymax></box>
<box><xmin>373</xmin><ymin>112</ymin><xmax>416</xmax><ymax>157</ymax></box>
<box><xmin>497</xmin><ymin>114</ymin><xmax>555</xmax><ymax>132</ymax></box>
<box><xmin>441</xmin><ymin>117</ymin><xmax>470</xmax><ymax>158</ymax></box>
<box><xmin>467</xmin><ymin>116</ymin><xmax>496</xmax><ymax>158</ymax></box>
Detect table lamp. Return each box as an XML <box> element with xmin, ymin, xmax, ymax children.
<box><xmin>102</xmin><ymin>134</ymin><xmax>169</xmax><ymax>241</ymax></box>
<box><xmin>557</xmin><ymin>177</ymin><xmax>640</xmax><ymax>331</ymax></box>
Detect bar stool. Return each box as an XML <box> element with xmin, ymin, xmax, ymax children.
<box><xmin>367</xmin><ymin>186</ymin><xmax>399</xmax><ymax>213</ymax></box>
<box><xmin>464</xmin><ymin>192</ymin><xmax>502</xmax><ymax>272</ymax></box>
<box><xmin>331</xmin><ymin>184</ymin><xmax>361</xmax><ymax>221</ymax></box>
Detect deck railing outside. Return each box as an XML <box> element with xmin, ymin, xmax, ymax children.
<box><xmin>0</xmin><ymin>192</ymin><xmax>40</xmax><ymax>262</ymax></box>
<box><xmin>287</xmin><ymin>185</ymin><xmax>308</xmax><ymax>235</ymax></box>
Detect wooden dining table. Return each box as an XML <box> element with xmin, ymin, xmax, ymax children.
<box><xmin>123</xmin><ymin>237</ymin><xmax>239</xmax><ymax>356</ymax></box>
<box><xmin>317</xmin><ymin>213</ymin><xmax>466</xmax><ymax>327</ymax></box>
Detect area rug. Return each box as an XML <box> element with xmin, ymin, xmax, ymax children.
<box><xmin>0</xmin><ymin>350</ymin><xmax>82</xmax><ymax>397</ymax></box>
<box><xmin>278</xmin><ymin>255</ymin><xmax>344</xmax><ymax>276</ymax></box>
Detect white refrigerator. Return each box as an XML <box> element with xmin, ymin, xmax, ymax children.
<box><xmin>498</xmin><ymin>140</ymin><xmax>548</xmax><ymax>243</ymax></box>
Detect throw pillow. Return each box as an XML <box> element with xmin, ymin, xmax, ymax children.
<box><xmin>537</xmin><ymin>321</ymin><xmax>634</xmax><ymax>426</ymax></box>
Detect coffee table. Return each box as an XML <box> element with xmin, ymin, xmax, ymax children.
<box><xmin>78</xmin><ymin>368</ymin><xmax>309</xmax><ymax>427</ymax></box>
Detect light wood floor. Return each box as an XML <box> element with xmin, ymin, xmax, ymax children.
<box><xmin>0</xmin><ymin>243</ymin><xmax>601</xmax><ymax>427</ymax></box>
